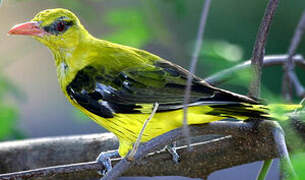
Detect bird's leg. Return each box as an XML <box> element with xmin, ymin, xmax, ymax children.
<box><xmin>127</xmin><ymin>103</ymin><xmax>159</xmax><ymax>161</ymax></box>
<box><xmin>96</xmin><ymin>150</ymin><xmax>119</xmax><ymax>176</ymax></box>
<box><xmin>166</xmin><ymin>141</ymin><xmax>180</xmax><ymax>163</ymax></box>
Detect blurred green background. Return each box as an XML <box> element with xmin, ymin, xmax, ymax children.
<box><xmin>0</xmin><ymin>0</ymin><xmax>304</xmax><ymax>179</ymax></box>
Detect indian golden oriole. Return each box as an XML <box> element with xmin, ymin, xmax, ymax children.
<box><xmin>8</xmin><ymin>8</ymin><xmax>301</xmax><ymax>171</ymax></box>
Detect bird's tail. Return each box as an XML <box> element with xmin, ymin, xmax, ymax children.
<box><xmin>207</xmin><ymin>103</ymin><xmax>303</xmax><ymax>121</ymax></box>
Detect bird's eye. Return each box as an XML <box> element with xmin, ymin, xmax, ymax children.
<box><xmin>56</xmin><ymin>21</ymin><xmax>65</xmax><ymax>32</ymax></box>
<box><xmin>43</xmin><ymin>18</ymin><xmax>73</xmax><ymax>35</ymax></box>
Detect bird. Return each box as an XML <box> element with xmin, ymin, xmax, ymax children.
<box><xmin>8</xmin><ymin>8</ymin><xmax>301</xmax><ymax>174</ymax></box>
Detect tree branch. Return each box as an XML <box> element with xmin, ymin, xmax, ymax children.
<box><xmin>283</xmin><ymin>10</ymin><xmax>305</xmax><ymax>100</ymax></box>
<box><xmin>205</xmin><ymin>54</ymin><xmax>305</xmax><ymax>86</ymax></box>
<box><xmin>278</xmin><ymin>11</ymin><xmax>305</xmax><ymax>179</ymax></box>
<box><xmin>0</xmin><ymin>120</ymin><xmax>285</xmax><ymax>180</ymax></box>
<box><xmin>288</xmin><ymin>71</ymin><xmax>305</xmax><ymax>98</ymax></box>
<box><xmin>248</xmin><ymin>0</ymin><xmax>279</xmax><ymax>98</ymax></box>
<box><xmin>272</xmin><ymin>124</ymin><xmax>298</xmax><ymax>179</ymax></box>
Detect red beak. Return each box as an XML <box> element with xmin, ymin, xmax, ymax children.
<box><xmin>8</xmin><ymin>21</ymin><xmax>46</xmax><ymax>37</ymax></box>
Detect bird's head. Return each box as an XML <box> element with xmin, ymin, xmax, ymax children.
<box><xmin>8</xmin><ymin>8</ymin><xmax>88</xmax><ymax>52</ymax></box>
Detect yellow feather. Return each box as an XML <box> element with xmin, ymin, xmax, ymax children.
<box><xmin>9</xmin><ymin>8</ymin><xmax>303</xmax><ymax>158</ymax></box>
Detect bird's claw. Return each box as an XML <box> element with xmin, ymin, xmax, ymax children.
<box><xmin>96</xmin><ymin>151</ymin><xmax>118</xmax><ymax>176</ymax></box>
<box><xmin>166</xmin><ymin>142</ymin><xmax>180</xmax><ymax>163</ymax></box>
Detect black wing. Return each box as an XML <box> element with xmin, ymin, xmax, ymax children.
<box><xmin>66</xmin><ymin>61</ymin><xmax>257</xmax><ymax>118</ymax></box>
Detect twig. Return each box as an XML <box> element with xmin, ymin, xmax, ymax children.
<box><xmin>287</xmin><ymin>11</ymin><xmax>305</xmax><ymax>66</ymax></box>
<box><xmin>127</xmin><ymin>103</ymin><xmax>159</xmax><ymax>160</ymax></box>
<box><xmin>283</xmin><ymin>11</ymin><xmax>305</xmax><ymax>100</ymax></box>
<box><xmin>288</xmin><ymin>71</ymin><xmax>305</xmax><ymax>97</ymax></box>
<box><xmin>183</xmin><ymin>0</ymin><xmax>211</xmax><ymax>149</ymax></box>
<box><xmin>205</xmin><ymin>54</ymin><xmax>305</xmax><ymax>99</ymax></box>
<box><xmin>205</xmin><ymin>54</ymin><xmax>305</xmax><ymax>86</ymax></box>
<box><xmin>248</xmin><ymin>0</ymin><xmax>279</xmax><ymax>98</ymax></box>
<box><xmin>248</xmin><ymin>1</ymin><xmax>279</xmax><ymax>179</ymax></box>
<box><xmin>0</xmin><ymin>161</ymin><xmax>103</xmax><ymax>180</ymax></box>
<box><xmin>272</xmin><ymin>123</ymin><xmax>298</xmax><ymax>179</ymax></box>
<box><xmin>256</xmin><ymin>159</ymin><xmax>273</xmax><ymax>180</ymax></box>
<box><xmin>279</xmin><ymin>11</ymin><xmax>305</xmax><ymax>179</ymax></box>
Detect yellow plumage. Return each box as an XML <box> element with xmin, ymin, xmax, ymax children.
<box><xmin>8</xmin><ymin>8</ymin><xmax>302</xmax><ymax>157</ymax></box>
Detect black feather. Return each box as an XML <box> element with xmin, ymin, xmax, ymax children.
<box><xmin>66</xmin><ymin>63</ymin><xmax>260</xmax><ymax>119</ymax></box>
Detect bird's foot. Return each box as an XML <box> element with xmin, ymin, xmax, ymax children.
<box><xmin>96</xmin><ymin>151</ymin><xmax>119</xmax><ymax>176</ymax></box>
<box><xmin>166</xmin><ymin>142</ymin><xmax>180</xmax><ymax>163</ymax></box>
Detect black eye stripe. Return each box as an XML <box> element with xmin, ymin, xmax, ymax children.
<box><xmin>43</xmin><ymin>17</ymin><xmax>74</xmax><ymax>35</ymax></box>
